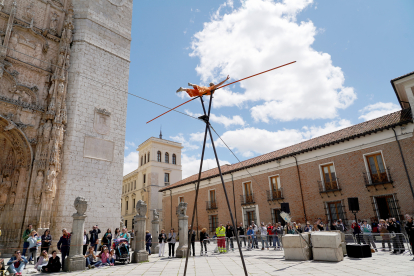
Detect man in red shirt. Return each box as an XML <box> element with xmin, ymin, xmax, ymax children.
<box><xmin>267</xmin><ymin>223</ymin><xmax>273</xmax><ymax>248</ymax></box>
<box><xmin>176</xmin><ymin>75</ymin><xmax>230</xmax><ymax>97</ymax></box>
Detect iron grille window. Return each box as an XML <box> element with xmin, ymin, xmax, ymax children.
<box><xmin>324</xmin><ymin>200</ymin><xmax>347</xmax><ymax>227</ymax></box>
<box><xmin>165</xmin><ymin>152</ymin><xmax>169</xmax><ymax>163</ymax></box>
<box><xmin>209</xmin><ymin>215</ymin><xmax>219</xmax><ymax>234</ymax></box>
<box><xmin>244</xmin><ymin>209</ymin><xmax>257</xmax><ymax>229</ymax></box>
<box><xmin>371</xmin><ymin>194</ymin><xmax>402</xmax><ymax>222</ymax></box>
<box><xmin>173</xmin><ymin>154</ymin><xmax>177</xmax><ymax>165</ymax></box>
<box><xmin>165</xmin><ymin>173</ymin><xmax>170</xmax><ymax>184</ymax></box>
<box><xmin>271</xmin><ymin>208</ymin><xmax>284</xmax><ymax>226</ymax></box>
<box><xmin>157</xmin><ymin>151</ymin><xmax>161</xmax><ymax>162</ymax></box>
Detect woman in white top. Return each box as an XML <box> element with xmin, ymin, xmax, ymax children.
<box><xmin>27</xmin><ymin>230</ymin><xmax>38</xmax><ymax>264</ymax></box>
<box><xmin>34</xmin><ymin>250</ymin><xmax>49</xmax><ymax>271</ymax></box>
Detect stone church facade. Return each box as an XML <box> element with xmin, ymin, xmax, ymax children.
<box><xmin>0</xmin><ymin>0</ymin><xmax>132</xmax><ymax>253</ymax></box>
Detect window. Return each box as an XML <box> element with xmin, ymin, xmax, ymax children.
<box><xmin>157</xmin><ymin>151</ymin><xmax>161</xmax><ymax>162</ymax></box>
<box><xmin>144</xmin><ymin>154</ymin><xmax>146</xmax><ymax>164</ymax></box>
<box><xmin>326</xmin><ymin>201</ymin><xmax>346</xmax><ymax>225</ymax></box>
<box><xmin>143</xmin><ymin>174</ymin><xmax>146</xmax><ymax>184</ymax></box>
<box><xmin>321</xmin><ymin>163</ymin><xmax>337</xmax><ymax>190</ymax></box>
<box><xmin>165</xmin><ymin>152</ymin><xmax>169</xmax><ymax>163</ymax></box>
<box><xmin>271</xmin><ymin>208</ymin><xmax>283</xmax><ymax>225</ymax></box>
<box><xmin>133</xmin><ymin>199</ymin><xmax>136</xmax><ymax>210</ymax></box>
<box><xmin>209</xmin><ymin>215</ymin><xmax>219</xmax><ymax>233</ymax></box>
<box><xmin>374</xmin><ymin>194</ymin><xmax>400</xmax><ymax>220</ymax></box>
<box><xmin>125</xmin><ymin>220</ymin><xmax>128</xmax><ymax>228</ymax></box>
<box><xmin>126</xmin><ymin>200</ymin><xmax>129</xmax><ymax>211</ymax></box>
<box><xmin>128</xmin><ymin>183</ymin><xmax>130</xmax><ymax>192</ymax></box>
<box><xmin>141</xmin><ymin>156</ymin><xmax>143</xmax><ymax>166</ymax></box>
<box><xmin>366</xmin><ymin>153</ymin><xmax>388</xmax><ymax>184</ymax></box>
<box><xmin>243</xmin><ymin>181</ymin><xmax>253</xmax><ymax>203</ymax></box>
<box><xmin>148</xmin><ymin>152</ymin><xmax>150</xmax><ymax>162</ymax></box>
<box><xmin>209</xmin><ymin>190</ymin><xmax>217</xmax><ymax>209</ymax></box>
<box><xmin>164</xmin><ymin>173</ymin><xmax>170</xmax><ymax>184</ymax></box>
<box><xmin>179</xmin><ymin>196</ymin><xmax>184</xmax><ymax>203</ymax></box>
<box><xmin>173</xmin><ymin>154</ymin><xmax>177</xmax><ymax>165</ymax></box>
<box><xmin>269</xmin><ymin>176</ymin><xmax>281</xmax><ymax>199</ymax></box>
<box><xmin>244</xmin><ymin>209</ymin><xmax>257</xmax><ymax>229</ymax></box>
<box><xmin>134</xmin><ymin>180</ymin><xmax>136</xmax><ymax>189</ymax></box>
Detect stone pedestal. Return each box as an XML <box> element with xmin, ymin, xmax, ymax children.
<box><xmin>175</xmin><ymin>202</ymin><xmax>188</xmax><ymax>258</ymax></box>
<box><xmin>65</xmin><ymin>197</ymin><xmax>87</xmax><ymax>272</ymax></box>
<box><xmin>151</xmin><ymin>210</ymin><xmax>159</xmax><ymax>254</ymax></box>
<box><xmin>131</xmin><ymin>200</ymin><xmax>148</xmax><ymax>263</ymax></box>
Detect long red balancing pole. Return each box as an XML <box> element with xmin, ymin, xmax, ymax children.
<box><xmin>146</xmin><ymin>61</ymin><xmax>296</xmax><ymax>124</ymax></box>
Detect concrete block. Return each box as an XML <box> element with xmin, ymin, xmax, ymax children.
<box><xmin>281</xmin><ymin>233</ymin><xmax>310</xmax><ymax>248</ymax></box>
<box><xmin>312</xmin><ymin>247</ymin><xmax>344</xmax><ymax>262</ymax></box>
<box><xmin>311</xmin><ymin>232</ymin><xmax>341</xmax><ymax>248</ymax></box>
<box><xmin>328</xmin><ymin>230</ymin><xmax>345</xmax><ymax>242</ymax></box>
<box><xmin>284</xmin><ymin>247</ymin><xmax>311</xmax><ymax>261</ymax></box>
<box><xmin>341</xmin><ymin>242</ymin><xmax>347</xmax><ymax>256</ymax></box>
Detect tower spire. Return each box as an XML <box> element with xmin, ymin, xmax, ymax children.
<box><xmin>159</xmin><ymin>126</ymin><xmax>162</xmax><ymax>139</ymax></box>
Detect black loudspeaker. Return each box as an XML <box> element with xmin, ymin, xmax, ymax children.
<box><xmin>348</xmin><ymin>197</ymin><xmax>359</xmax><ymax>212</ymax></box>
<box><xmin>346</xmin><ymin>244</ymin><xmax>372</xmax><ymax>258</ymax></box>
<box><xmin>281</xmin><ymin>202</ymin><xmax>290</xmax><ymax>213</ymax></box>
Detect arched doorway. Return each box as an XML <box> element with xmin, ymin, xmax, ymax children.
<box><xmin>0</xmin><ymin>116</ymin><xmax>33</xmax><ymax>254</ymax></box>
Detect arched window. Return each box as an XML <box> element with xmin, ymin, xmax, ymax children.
<box><xmin>141</xmin><ymin>156</ymin><xmax>143</xmax><ymax>166</ymax></box>
<box><xmin>134</xmin><ymin>180</ymin><xmax>136</xmax><ymax>189</ymax></box>
<box><xmin>144</xmin><ymin>154</ymin><xmax>146</xmax><ymax>164</ymax></box>
<box><xmin>173</xmin><ymin>154</ymin><xmax>177</xmax><ymax>165</ymax></box>
<box><xmin>148</xmin><ymin>152</ymin><xmax>150</xmax><ymax>162</ymax></box>
<box><xmin>157</xmin><ymin>151</ymin><xmax>161</xmax><ymax>162</ymax></box>
<box><xmin>165</xmin><ymin>152</ymin><xmax>169</xmax><ymax>163</ymax></box>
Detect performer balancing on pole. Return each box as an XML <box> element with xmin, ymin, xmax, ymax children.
<box><xmin>176</xmin><ymin>75</ymin><xmax>230</xmax><ymax>97</ymax></box>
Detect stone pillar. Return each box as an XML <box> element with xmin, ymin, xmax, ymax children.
<box><xmin>65</xmin><ymin>197</ymin><xmax>87</xmax><ymax>272</ymax></box>
<box><xmin>175</xmin><ymin>202</ymin><xmax>188</xmax><ymax>258</ymax></box>
<box><xmin>151</xmin><ymin>210</ymin><xmax>159</xmax><ymax>254</ymax></box>
<box><xmin>131</xmin><ymin>200</ymin><xmax>148</xmax><ymax>263</ymax></box>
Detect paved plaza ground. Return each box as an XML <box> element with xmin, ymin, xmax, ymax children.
<box><xmin>4</xmin><ymin>243</ymin><xmax>414</xmax><ymax>276</ymax></box>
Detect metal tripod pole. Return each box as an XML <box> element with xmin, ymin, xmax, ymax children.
<box><xmin>183</xmin><ymin>95</ymin><xmax>213</xmax><ymax>276</ymax></box>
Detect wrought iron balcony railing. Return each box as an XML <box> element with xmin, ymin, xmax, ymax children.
<box><xmin>363</xmin><ymin>168</ymin><xmax>393</xmax><ymax>186</ymax></box>
<box><xmin>318</xmin><ymin>177</ymin><xmax>341</xmax><ymax>193</ymax></box>
<box><xmin>206</xmin><ymin>201</ymin><xmax>218</xmax><ymax>210</ymax></box>
<box><xmin>240</xmin><ymin>193</ymin><xmax>255</xmax><ymax>205</ymax></box>
<box><xmin>266</xmin><ymin>189</ymin><xmax>283</xmax><ymax>201</ymax></box>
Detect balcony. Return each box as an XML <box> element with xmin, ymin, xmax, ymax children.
<box><xmin>240</xmin><ymin>193</ymin><xmax>255</xmax><ymax>205</ymax></box>
<box><xmin>363</xmin><ymin>168</ymin><xmax>393</xmax><ymax>189</ymax></box>
<box><xmin>318</xmin><ymin>178</ymin><xmax>341</xmax><ymax>197</ymax></box>
<box><xmin>206</xmin><ymin>201</ymin><xmax>218</xmax><ymax>210</ymax></box>
<box><xmin>266</xmin><ymin>189</ymin><xmax>284</xmax><ymax>202</ymax></box>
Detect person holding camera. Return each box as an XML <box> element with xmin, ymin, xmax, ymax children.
<box><xmin>89</xmin><ymin>225</ymin><xmax>101</xmax><ymax>253</ymax></box>
<box><xmin>158</xmin><ymin>229</ymin><xmax>167</xmax><ymax>257</ymax></box>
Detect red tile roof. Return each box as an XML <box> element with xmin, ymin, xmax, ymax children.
<box><xmin>160</xmin><ymin>108</ymin><xmax>412</xmax><ymax>192</ymax></box>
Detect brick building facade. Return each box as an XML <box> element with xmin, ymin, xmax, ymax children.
<box><xmin>160</xmin><ymin>72</ymin><xmax>414</xmax><ymax>235</ymax></box>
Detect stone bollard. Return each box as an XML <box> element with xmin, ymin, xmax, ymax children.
<box><xmin>175</xmin><ymin>202</ymin><xmax>188</xmax><ymax>258</ymax></box>
<box><xmin>131</xmin><ymin>200</ymin><xmax>149</xmax><ymax>263</ymax></box>
<box><xmin>65</xmin><ymin>197</ymin><xmax>88</xmax><ymax>271</ymax></box>
<box><xmin>151</xmin><ymin>209</ymin><xmax>159</xmax><ymax>254</ymax></box>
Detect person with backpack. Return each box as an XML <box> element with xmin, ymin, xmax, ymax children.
<box><xmin>145</xmin><ymin>230</ymin><xmax>152</xmax><ymax>255</ymax></box>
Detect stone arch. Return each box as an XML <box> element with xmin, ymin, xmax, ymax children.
<box><xmin>0</xmin><ymin>115</ymin><xmax>33</xmax><ymax>251</ymax></box>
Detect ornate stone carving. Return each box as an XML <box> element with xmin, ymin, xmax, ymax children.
<box><xmin>49</xmin><ymin>12</ymin><xmax>59</xmax><ymax>35</ymax></box>
<box><xmin>176</xmin><ymin>202</ymin><xmax>187</xmax><ymax>217</ymax></box>
<box><xmin>94</xmin><ymin>108</ymin><xmax>111</xmax><ymax>135</ymax></box>
<box><xmin>153</xmin><ymin>209</ymin><xmax>159</xmax><ymax>220</ymax></box>
<box><xmin>45</xmin><ymin>165</ymin><xmax>56</xmax><ymax>194</ymax></box>
<box><xmin>34</xmin><ymin>171</ymin><xmax>43</xmax><ymax>204</ymax></box>
<box><xmin>135</xmin><ymin>200</ymin><xmax>147</xmax><ymax>217</ymax></box>
<box><xmin>0</xmin><ymin>176</ymin><xmax>12</xmax><ymax>210</ymax></box>
<box><xmin>74</xmin><ymin>196</ymin><xmax>87</xmax><ymax>216</ymax></box>
<box><xmin>23</xmin><ymin>1</ymin><xmax>35</xmax><ymax>23</ymax></box>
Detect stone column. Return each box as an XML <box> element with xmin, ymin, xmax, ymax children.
<box><xmin>151</xmin><ymin>210</ymin><xmax>159</xmax><ymax>254</ymax></box>
<box><xmin>175</xmin><ymin>202</ymin><xmax>188</xmax><ymax>258</ymax></box>
<box><xmin>131</xmin><ymin>200</ymin><xmax>148</xmax><ymax>263</ymax></box>
<box><xmin>65</xmin><ymin>197</ymin><xmax>87</xmax><ymax>272</ymax></box>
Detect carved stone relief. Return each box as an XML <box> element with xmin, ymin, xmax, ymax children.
<box><xmin>94</xmin><ymin>108</ymin><xmax>111</xmax><ymax>135</ymax></box>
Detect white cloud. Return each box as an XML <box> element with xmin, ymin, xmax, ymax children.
<box><xmin>190</xmin><ymin>0</ymin><xmax>356</xmax><ymax>122</ymax></box>
<box><xmin>123</xmin><ymin>151</ymin><xmax>138</xmax><ymax>176</ymax></box>
<box><xmin>169</xmin><ymin>134</ymin><xmax>199</xmax><ymax>152</ymax></box>
<box><xmin>358</xmin><ymin>102</ymin><xmax>400</xmax><ymax>121</ymax></box>
<box><xmin>181</xmin><ymin>154</ymin><xmax>230</xmax><ymax>179</ymax></box>
<box><xmin>216</xmin><ymin>119</ymin><xmax>351</xmax><ymax>156</ymax></box>
<box><xmin>190</xmin><ymin>131</ymin><xmax>205</xmax><ymax>142</ymax></box>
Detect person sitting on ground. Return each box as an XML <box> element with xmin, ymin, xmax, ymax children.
<box><xmin>85</xmin><ymin>245</ymin><xmax>97</xmax><ymax>269</ymax></box>
<box><xmin>93</xmin><ymin>247</ymin><xmax>109</xmax><ymax>267</ymax></box>
<box><xmin>7</xmin><ymin>250</ymin><xmax>28</xmax><ymax>276</ymax></box>
<box><xmin>34</xmin><ymin>250</ymin><xmax>49</xmax><ymax>272</ymax></box>
<box><xmin>109</xmin><ymin>249</ymin><xmax>116</xmax><ymax>266</ymax></box>
<box><xmin>176</xmin><ymin>75</ymin><xmax>230</xmax><ymax>97</ymax></box>
<box><xmin>42</xmin><ymin>250</ymin><xmax>61</xmax><ymax>273</ymax></box>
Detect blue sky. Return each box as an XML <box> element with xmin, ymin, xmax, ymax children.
<box><xmin>123</xmin><ymin>0</ymin><xmax>414</xmax><ymax>178</ymax></box>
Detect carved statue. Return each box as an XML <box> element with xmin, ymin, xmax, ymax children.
<box><xmin>50</xmin><ymin>12</ymin><xmax>59</xmax><ymax>34</ymax></box>
<box><xmin>0</xmin><ymin>176</ymin><xmax>12</xmax><ymax>210</ymax></box>
<box><xmin>9</xmin><ymin>192</ymin><xmax>16</xmax><ymax>205</ymax></box>
<box><xmin>153</xmin><ymin>209</ymin><xmax>159</xmax><ymax>220</ymax></box>
<box><xmin>43</xmin><ymin>121</ymin><xmax>52</xmax><ymax>141</ymax></box>
<box><xmin>176</xmin><ymin>202</ymin><xmax>188</xmax><ymax>217</ymax></box>
<box><xmin>8</xmin><ymin>33</ymin><xmax>19</xmax><ymax>58</ymax></box>
<box><xmin>135</xmin><ymin>200</ymin><xmax>147</xmax><ymax>217</ymax></box>
<box><xmin>34</xmin><ymin>171</ymin><xmax>43</xmax><ymax>204</ymax></box>
<box><xmin>45</xmin><ymin>165</ymin><xmax>56</xmax><ymax>193</ymax></box>
<box><xmin>74</xmin><ymin>196</ymin><xmax>87</xmax><ymax>216</ymax></box>
<box><xmin>24</xmin><ymin>1</ymin><xmax>35</xmax><ymax>22</ymax></box>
